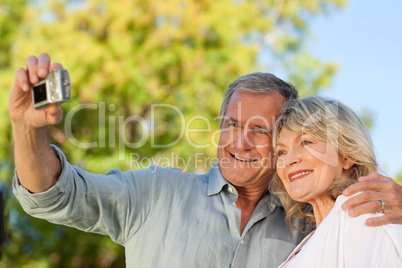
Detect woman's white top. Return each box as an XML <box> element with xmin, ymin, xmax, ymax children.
<box><xmin>278</xmin><ymin>194</ymin><xmax>402</xmax><ymax>268</ymax></box>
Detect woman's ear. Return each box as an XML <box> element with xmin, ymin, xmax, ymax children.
<box><xmin>342</xmin><ymin>157</ymin><xmax>354</xmax><ymax>170</ymax></box>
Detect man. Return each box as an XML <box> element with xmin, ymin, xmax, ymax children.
<box><xmin>11</xmin><ymin>53</ymin><xmax>402</xmax><ymax>267</ymax></box>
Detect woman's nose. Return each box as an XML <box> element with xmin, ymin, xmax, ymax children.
<box><xmin>285</xmin><ymin>150</ymin><xmax>301</xmax><ymax>166</ymax></box>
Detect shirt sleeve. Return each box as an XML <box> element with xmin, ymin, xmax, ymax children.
<box><xmin>12</xmin><ymin>145</ymin><xmax>159</xmax><ymax>245</ymax></box>
<box><xmin>339</xmin><ymin>195</ymin><xmax>402</xmax><ymax>267</ymax></box>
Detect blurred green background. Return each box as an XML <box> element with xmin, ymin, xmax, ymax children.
<box><xmin>0</xmin><ymin>0</ymin><xmax>400</xmax><ymax>267</ymax></box>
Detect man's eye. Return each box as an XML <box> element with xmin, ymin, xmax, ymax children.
<box><xmin>228</xmin><ymin>122</ymin><xmax>239</xmax><ymax>127</ymax></box>
<box><xmin>251</xmin><ymin>128</ymin><xmax>267</xmax><ymax>134</ymax></box>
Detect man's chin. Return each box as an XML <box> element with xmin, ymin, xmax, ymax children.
<box><xmin>222</xmin><ymin>166</ymin><xmax>259</xmax><ymax>181</ymax></box>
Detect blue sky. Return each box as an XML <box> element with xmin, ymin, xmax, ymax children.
<box><xmin>310</xmin><ymin>0</ymin><xmax>402</xmax><ymax>177</ymax></box>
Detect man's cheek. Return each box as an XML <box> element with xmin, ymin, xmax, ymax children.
<box><xmin>217</xmin><ymin>131</ymin><xmax>234</xmax><ymax>149</ymax></box>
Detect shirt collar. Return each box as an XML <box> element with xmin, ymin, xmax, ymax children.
<box><xmin>207</xmin><ymin>161</ymin><xmax>230</xmax><ymax>196</ymax></box>
<box><xmin>206</xmin><ymin>161</ymin><xmax>284</xmax><ymax>213</ymax></box>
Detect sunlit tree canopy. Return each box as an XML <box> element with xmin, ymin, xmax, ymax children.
<box><xmin>0</xmin><ymin>0</ymin><xmax>346</xmax><ymax>266</ymax></box>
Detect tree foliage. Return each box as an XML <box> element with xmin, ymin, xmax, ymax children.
<box><xmin>0</xmin><ymin>0</ymin><xmax>346</xmax><ymax>266</ymax></box>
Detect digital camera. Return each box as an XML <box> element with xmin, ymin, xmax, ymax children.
<box><xmin>32</xmin><ymin>69</ymin><xmax>71</xmax><ymax>109</ymax></box>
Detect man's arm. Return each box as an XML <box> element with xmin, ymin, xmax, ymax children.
<box><xmin>9</xmin><ymin>53</ymin><xmax>63</xmax><ymax>193</ymax></box>
<box><xmin>342</xmin><ymin>172</ymin><xmax>402</xmax><ymax>226</ymax></box>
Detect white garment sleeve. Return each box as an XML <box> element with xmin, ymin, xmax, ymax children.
<box><xmin>277</xmin><ymin>195</ymin><xmax>402</xmax><ymax>268</ymax></box>
<box><xmin>338</xmin><ymin>195</ymin><xmax>402</xmax><ymax>267</ymax></box>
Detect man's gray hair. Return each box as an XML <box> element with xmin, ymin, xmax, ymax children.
<box><xmin>219</xmin><ymin>72</ymin><xmax>298</xmax><ymax>126</ymax></box>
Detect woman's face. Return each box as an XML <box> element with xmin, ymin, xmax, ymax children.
<box><xmin>275</xmin><ymin>128</ymin><xmax>351</xmax><ymax>204</ymax></box>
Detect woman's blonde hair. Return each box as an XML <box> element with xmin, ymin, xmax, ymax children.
<box><xmin>270</xmin><ymin>96</ymin><xmax>377</xmax><ymax>230</ymax></box>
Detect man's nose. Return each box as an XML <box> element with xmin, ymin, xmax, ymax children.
<box><xmin>233</xmin><ymin>129</ymin><xmax>254</xmax><ymax>150</ymax></box>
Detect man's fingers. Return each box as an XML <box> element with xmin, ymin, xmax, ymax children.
<box><xmin>26</xmin><ymin>55</ymin><xmax>39</xmax><ymax>84</ymax></box>
<box><xmin>365</xmin><ymin>215</ymin><xmax>392</xmax><ymax>226</ymax></box>
<box><xmin>344</xmin><ymin>198</ymin><xmax>382</xmax><ymax>216</ymax></box>
<box><xmin>49</xmin><ymin>62</ymin><xmax>63</xmax><ymax>72</ymax></box>
<box><xmin>342</xmin><ymin>187</ymin><xmax>402</xmax><ymax>226</ymax></box>
<box><xmin>343</xmin><ymin>198</ymin><xmax>402</xmax><ymax>225</ymax></box>
<box><xmin>37</xmin><ymin>53</ymin><xmax>51</xmax><ymax>78</ymax></box>
<box><xmin>359</xmin><ymin>172</ymin><xmax>394</xmax><ymax>182</ymax></box>
<box><xmin>343</xmin><ymin>179</ymin><xmax>394</xmax><ymax>196</ymax></box>
<box><xmin>26</xmin><ymin>53</ymin><xmax>51</xmax><ymax>84</ymax></box>
<box><xmin>342</xmin><ymin>190</ymin><xmax>398</xmax><ymax>210</ymax></box>
<box><xmin>45</xmin><ymin>104</ymin><xmax>63</xmax><ymax>125</ymax></box>
<box><xmin>366</xmin><ymin>213</ymin><xmax>402</xmax><ymax>226</ymax></box>
<box><xmin>15</xmin><ymin>67</ymin><xmax>30</xmax><ymax>92</ymax></box>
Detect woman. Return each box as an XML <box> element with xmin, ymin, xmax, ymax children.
<box><xmin>271</xmin><ymin>96</ymin><xmax>402</xmax><ymax>267</ymax></box>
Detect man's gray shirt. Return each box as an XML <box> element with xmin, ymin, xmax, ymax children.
<box><xmin>13</xmin><ymin>146</ymin><xmax>308</xmax><ymax>267</ymax></box>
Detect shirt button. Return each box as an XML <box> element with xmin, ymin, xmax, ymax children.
<box><xmin>240</xmin><ymin>240</ymin><xmax>244</xmax><ymax>245</ymax></box>
<box><xmin>228</xmin><ymin>187</ymin><xmax>234</xmax><ymax>193</ymax></box>
<box><xmin>232</xmin><ymin>202</ymin><xmax>237</xmax><ymax>207</ymax></box>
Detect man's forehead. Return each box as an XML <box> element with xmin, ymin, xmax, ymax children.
<box><xmin>224</xmin><ymin>90</ymin><xmax>284</xmax><ymax>124</ymax></box>
<box><xmin>226</xmin><ymin>116</ymin><xmax>271</xmax><ymax>129</ymax></box>
<box><xmin>227</xmin><ymin>91</ymin><xmax>284</xmax><ymax>110</ymax></box>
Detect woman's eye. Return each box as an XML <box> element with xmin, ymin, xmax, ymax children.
<box><xmin>276</xmin><ymin>150</ymin><xmax>286</xmax><ymax>156</ymax></box>
<box><xmin>301</xmin><ymin>140</ymin><xmax>312</xmax><ymax>146</ymax></box>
